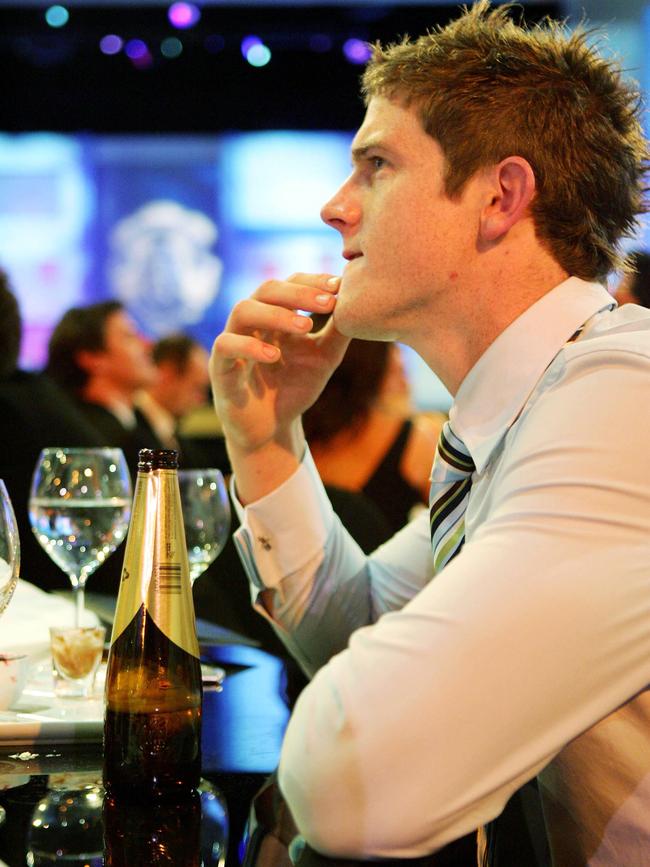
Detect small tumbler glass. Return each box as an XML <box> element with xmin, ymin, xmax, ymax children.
<box><xmin>49</xmin><ymin>625</ymin><xmax>106</xmax><ymax>699</ymax></box>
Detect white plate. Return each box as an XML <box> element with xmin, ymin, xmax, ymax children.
<box><xmin>0</xmin><ymin>660</ymin><xmax>104</xmax><ymax>746</ymax></box>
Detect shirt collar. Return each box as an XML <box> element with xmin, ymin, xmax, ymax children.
<box><xmin>106</xmin><ymin>398</ymin><xmax>137</xmax><ymax>430</ymax></box>
<box><xmin>135</xmin><ymin>391</ymin><xmax>177</xmax><ymax>443</ymax></box>
<box><xmin>449</xmin><ymin>277</ymin><xmax>615</xmax><ymax>473</ymax></box>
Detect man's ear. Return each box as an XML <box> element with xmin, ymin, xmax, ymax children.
<box><xmin>479</xmin><ymin>157</ymin><xmax>536</xmax><ymax>243</ymax></box>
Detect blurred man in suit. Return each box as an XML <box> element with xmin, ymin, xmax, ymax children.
<box><xmin>0</xmin><ymin>271</ymin><xmax>108</xmax><ymax>592</ymax></box>
<box><xmin>46</xmin><ymin>300</ymin><xmax>162</xmax><ymax>474</ymax></box>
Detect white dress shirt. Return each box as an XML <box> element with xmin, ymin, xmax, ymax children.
<box><xmin>233</xmin><ymin>277</ymin><xmax>650</xmax><ymax>865</ymax></box>
<box><xmin>135</xmin><ymin>391</ymin><xmax>178</xmax><ymax>449</ymax></box>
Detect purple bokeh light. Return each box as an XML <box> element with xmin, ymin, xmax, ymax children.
<box><xmin>99</xmin><ymin>34</ymin><xmax>123</xmax><ymax>56</ymax></box>
<box><xmin>342</xmin><ymin>38</ymin><xmax>372</xmax><ymax>65</ymax></box>
<box><xmin>168</xmin><ymin>2</ymin><xmax>201</xmax><ymax>30</ymax></box>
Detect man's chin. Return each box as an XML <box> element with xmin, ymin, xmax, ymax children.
<box><xmin>332</xmin><ymin>303</ymin><xmax>386</xmax><ymax>342</ymax></box>
<box><xmin>331</xmin><ymin>301</ymin><xmax>357</xmax><ymax>338</ymax></box>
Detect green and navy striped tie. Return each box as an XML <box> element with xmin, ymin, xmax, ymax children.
<box><xmin>429</xmin><ymin>421</ymin><xmax>476</xmax><ymax>573</ymax></box>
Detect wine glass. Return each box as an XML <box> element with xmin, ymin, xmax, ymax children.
<box><xmin>0</xmin><ymin>480</ymin><xmax>20</xmax><ymax>620</ymax></box>
<box><xmin>178</xmin><ymin>469</ymin><xmax>231</xmax><ymax>584</ymax></box>
<box><xmin>29</xmin><ymin>448</ymin><xmax>131</xmax><ymax>627</ymax></box>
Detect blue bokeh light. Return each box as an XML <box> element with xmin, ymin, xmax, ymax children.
<box><xmin>246</xmin><ymin>43</ymin><xmax>271</xmax><ymax>67</ymax></box>
<box><xmin>240</xmin><ymin>35</ymin><xmax>261</xmax><ymax>59</ymax></box>
<box><xmin>309</xmin><ymin>34</ymin><xmax>332</xmax><ymax>53</ymax></box>
<box><xmin>125</xmin><ymin>39</ymin><xmax>148</xmax><ymax>61</ymax></box>
<box><xmin>161</xmin><ymin>37</ymin><xmax>183</xmax><ymax>59</ymax></box>
<box><xmin>124</xmin><ymin>39</ymin><xmax>153</xmax><ymax>69</ymax></box>
<box><xmin>45</xmin><ymin>5</ymin><xmax>69</xmax><ymax>28</ymax></box>
<box><xmin>204</xmin><ymin>34</ymin><xmax>225</xmax><ymax>54</ymax></box>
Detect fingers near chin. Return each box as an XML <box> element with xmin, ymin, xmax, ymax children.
<box><xmin>286</xmin><ymin>272</ymin><xmax>337</xmax><ymax>286</ymax></box>
<box><xmin>254</xmin><ymin>280</ymin><xmax>339</xmax><ymax>319</ymax></box>
<box><xmin>212</xmin><ymin>332</ymin><xmax>280</xmax><ymax>364</ymax></box>
<box><xmin>229</xmin><ymin>297</ymin><xmax>301</xmax><ymax>334</ymax></box>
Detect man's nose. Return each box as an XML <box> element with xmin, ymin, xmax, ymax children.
<box><xmin>320</xmin><ymin>179</ymin><xmax>360</xmax><ymax>231</ymax></box>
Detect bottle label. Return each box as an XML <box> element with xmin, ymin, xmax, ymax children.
<box><xmin>147</xmin><ymin>469</ymin><xmax>200</xmax><ymax>659</ymax></box>
<box><xmin>111</xmin><ymin>469</ymin><xmax>199</xmax><ymax>659</ymax></box>
<box><xmin>110</xmin><ymin>470</ymin><xmax>157</xmax><ymax>647</ymax></box>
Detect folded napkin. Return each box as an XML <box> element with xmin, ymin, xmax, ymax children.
<box><xmin>0</xmin><ymin>580</ymin><xmax>99</xmax><ymax>660</ymax></box>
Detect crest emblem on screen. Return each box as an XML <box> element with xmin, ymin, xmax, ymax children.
<box><xmin>108</xmin><ymin>199</ymin><xmax>222</xmax><ymax>336</ymax></box>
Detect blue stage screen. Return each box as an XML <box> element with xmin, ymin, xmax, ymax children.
<box><xmin>0</xmin><ymin>130</ymin><xmax>450</xmax><ymax>411</ymax></box>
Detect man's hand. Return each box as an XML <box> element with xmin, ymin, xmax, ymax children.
<box><xmin>210</xmin><ymin>273</ymin><xmax>350</xmax><ymax>502</ymax></box>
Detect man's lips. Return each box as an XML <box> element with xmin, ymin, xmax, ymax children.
<box><xmin>343</xmin><ymin>251</ymin><xmax>362</xmax><ymax>261</ymax></box>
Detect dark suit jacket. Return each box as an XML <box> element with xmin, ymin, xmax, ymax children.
<box><xmin>0</xmin><ymin>371</ymin><xmax>107</xmax><ymax>593</ymax></box>
<box><xmin>77</xmin><ymin>400</ymin><xmax>221</xmax><ymax>473</ymax></box>
<box><xmin>73</xmin><ymin>401</ymin><xmax>164</xmax><ymax>478</ymax></box>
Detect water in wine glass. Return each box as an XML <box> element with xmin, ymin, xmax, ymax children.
<box><xmin>178</xmin><ymin>469</ymin><xmax>231</xmax><ymax>584</ymax></box>
<box><xmin>29</xmin><ymin>448</ymin><xmax>132</xmax><ymax>626</ymax></box>
<box><xmin>29</xmin><ymin>499</ymin><xmax>130</xmax><ymax>582</ymax></box>
<box><xmin>0</xmin><ymin>479</ymin><xmax>20</xmax><ymax>619</ymax></box>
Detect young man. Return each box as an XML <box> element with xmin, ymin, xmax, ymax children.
<box><xmin>210</xmin><ymin>3</ymin><xmax>650</xmax><ymax>864</ymax></box>
<box><xmin>47</xmin><ymin>300</ymin><xmax>161</xmax><ymax>472</ymax></box>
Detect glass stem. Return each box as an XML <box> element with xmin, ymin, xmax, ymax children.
<box><xmin>74</xmin><ymin>583</ymin><xmax>85</xmax><ymax>628</ymax></box>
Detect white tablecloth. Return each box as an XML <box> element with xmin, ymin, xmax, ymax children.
<box><xmin>0</xmin><ymin>580</ymin><xmax>99</xmax><ymax>660</ymax></box>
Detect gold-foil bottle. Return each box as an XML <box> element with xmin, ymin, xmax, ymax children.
<box><xmin>103</xmin><ymin>449</ymin><xmax>202</xmax><ymax>799</ymax></box>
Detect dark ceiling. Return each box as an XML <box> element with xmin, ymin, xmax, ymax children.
<box><xmin>1</xmin><ymin>3</ymin><xmax>562</xmax><ymax>132</ymax></box>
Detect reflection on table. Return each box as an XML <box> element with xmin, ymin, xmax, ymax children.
<box><xmin>0</xmin><ymin>640</ymin><xmax>291</xmax><ymax>866</ymax></box>
<box><xmin>15</xmin><ymin>772</ymin><xmax>226</xmax><ymax>867</ymax></box>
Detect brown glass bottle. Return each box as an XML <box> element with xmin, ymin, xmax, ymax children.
<box><xmin>103</xmin><ymin>449</ymin><xmax>202</xmax><ymax>800</ymax></box>
<box><xmin>103</xmin><ymin>789</ymin><xmax>201</xmax><ymax>866</ymax></box>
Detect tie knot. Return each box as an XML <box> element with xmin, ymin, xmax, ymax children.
<box><xmin>432</xmin><ymin>422</ymin><xmax>475</xmax><ymax>480</ymax></box>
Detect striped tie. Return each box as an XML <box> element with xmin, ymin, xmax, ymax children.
<box><xmin>429</xmin><ymin>421</ymin><xmax>475</xmax><ymax>573</ymax></box>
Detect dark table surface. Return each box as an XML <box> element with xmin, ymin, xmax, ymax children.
<box><xmin>0</xmin><ymin>640</ymin><xmax>292</xmax><ymax>867</ymax></box>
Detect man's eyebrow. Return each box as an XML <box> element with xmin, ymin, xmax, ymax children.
<box><xmin>351</xmin><ymin>139</ymin><xmax>386</xmax><ymax>163</ymax></box>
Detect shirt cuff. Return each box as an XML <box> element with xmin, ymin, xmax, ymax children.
<box><xmin>231</xmin><ymin>448</ymin><xmax>335</xmax><ymax>591</ymax></box>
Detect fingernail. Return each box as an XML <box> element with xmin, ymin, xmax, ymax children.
<box><xmin>293</xmin><ymin>315</ymin><xmax>311</xmax><ymax>329</ymax></box>
<box><xmin>262</xmin><ymin>345</ymin><xmax>279</xmax><ymax>359</ymax></box>
<box><xmin>315</xmin><ymin>293</ymin><xmax>332</xmax><ymax>306</ymax></box>
<box><xmin>327</xmin><ymin>276</ymin><xmax>340</xmax><ymax>289</ymax></box>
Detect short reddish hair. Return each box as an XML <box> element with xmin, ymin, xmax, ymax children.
<box><xmin>362</xmin><ymin>1</ymin><xmax>648</xmax><ymax>281</ymax></box>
